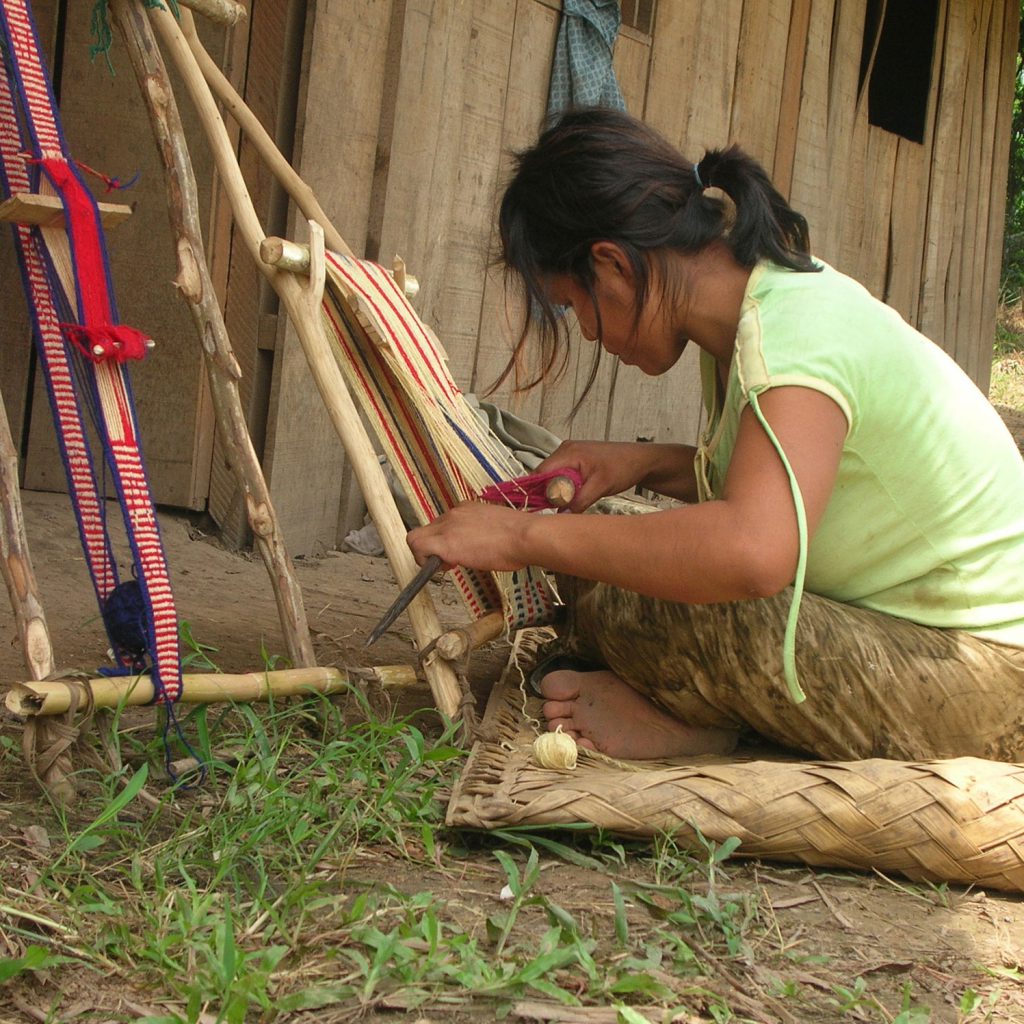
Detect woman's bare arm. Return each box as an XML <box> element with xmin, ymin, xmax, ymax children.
<box><xmin>408</xmin><ymin>387</ymin><xmax>847</xmax><ymax>602</ymax></box>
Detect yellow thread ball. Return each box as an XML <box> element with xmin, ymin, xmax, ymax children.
<box><xmin>533</xmin><ymin>726</ymin><xmax>578</xmax><ymax>770</ymax></box>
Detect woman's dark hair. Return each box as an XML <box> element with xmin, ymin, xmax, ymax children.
<box><xmin>494</xmin><ymin>107</ymin><xmax>818</xmax><ymax>399</ymax></box>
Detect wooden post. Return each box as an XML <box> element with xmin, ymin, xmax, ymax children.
<box><xmin>0</xmin><ymin>389</ymin><xmax>53</xmax><ymax>682</ymax></box>
<box><xmin>108</xmin><ymin>0</ymin><xmax>316</xmax><ymax>671</ymax></box>
<box><xmin>149</xmin><ymin>4</ymin><xmax>466</xmax><ymax>721</ymax></box>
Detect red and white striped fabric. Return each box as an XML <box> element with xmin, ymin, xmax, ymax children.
<box><xmin>0</xmin><ymin>0</ymin><xmax>181</xmax><ymax>699</ymax></box>
<box><xmin>324</xmin><ymin>252</ymin><xmax>560</xmax><ymax>630</ymax></box>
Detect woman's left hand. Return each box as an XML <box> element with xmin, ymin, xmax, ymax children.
<box><xmin>407</xmin><ymin>501</ymin><xmax>533</xmax><ymax>572</ymax></box>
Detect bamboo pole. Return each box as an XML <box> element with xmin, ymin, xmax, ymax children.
<box><xmin>434</xmin><ymin>613</ymin><xmax>505</xmax><ymax>662</ymax></box>
<box><xmin>178</xmin><ymin>0</ymin><xmax>248</xmax><ymax>26</ymax></box>
<box><xmin>6</xmin><ymin>667</ymin><xmax>349</xmax><ymax>717</ymax></box>
<box><xmin>108</xmin><ymin>0</ymin><xmax>315</xmax><ymax>670</ymax></box>
<box><xmin>149</xmin><ymin>5</ymin><xmax>465</xmax><ymax>721</ymax></box>
<box><xmin>0</xmin><ymin>389</ymin><xmax>53</xmax><ymax>682</ymax></box>
<box><xmin>176</xmin><ymin>15</ymin><xmax>351</xmax><ymax>258</ymax></box>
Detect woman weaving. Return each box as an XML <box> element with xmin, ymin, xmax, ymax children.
<box><xmin>407</xmin><ymin>108</ymin><xmax>1024</xmax><ymax>764</ymax></box>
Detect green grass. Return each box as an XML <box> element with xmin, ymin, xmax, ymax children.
<box><xmin>4</xmin><ymin>619</ymin><xmax>1019</xmax><ymax>1020</ymax></box>
<box><xmin>0</xmin><ymin>679</ymin><xmax>968</xmax><ymax>1024</ymax></box>
<box><xmin>992</xmin><ymin>302</ymin><xmax>1024</xmax><ymax>409</ymax></box>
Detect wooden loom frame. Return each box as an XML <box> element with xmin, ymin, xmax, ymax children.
<box><xmin>0</xmin><ymin>0</ymin><xmax>507</xmax><ymax>775</ymax></box>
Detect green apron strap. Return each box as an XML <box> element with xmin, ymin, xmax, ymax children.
<box><xmin>747</xmin><ymin>389</ymin><xmax>808</xmax><ymax>704</ymax></box>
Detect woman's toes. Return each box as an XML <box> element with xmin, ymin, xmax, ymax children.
<box><xmin>538</xmin><ymin>669</ymin><xmax>583</xmax><ymax>701</ymax></box>
<box><xmin>545</xmin><ymin>716</ymin><xmax>579</xmax><ymax>738</ymax></box>
<box><xmin>542</xmin><ymin>698</ymin><xmax>576</xmax><ymax>722</ymax></box>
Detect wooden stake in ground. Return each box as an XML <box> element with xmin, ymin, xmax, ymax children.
<box><xmin>149</xmin><ymin>4</ymin><xmax>467</xmax><ymax>722</ymax></box>
<box><xmin>0</xmin><ymin>387</ymin><xmax>53</xmax><ymax>683</ymax></box>
<box><xmin>109</xmin><ymin>0</ymin><xmax>315</xmax><ymax>670</ymax></box>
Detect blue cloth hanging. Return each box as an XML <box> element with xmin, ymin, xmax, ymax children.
<box><xmin>547</xmin><ymin>0</ymin><xmax>627</xmax><ymax>116</ymax></box>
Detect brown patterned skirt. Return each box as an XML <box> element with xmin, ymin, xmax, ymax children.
<box><xmin>552</xmin><ymin>577</ymin><xmax>1024</xmax><ymax>762</ymax></box>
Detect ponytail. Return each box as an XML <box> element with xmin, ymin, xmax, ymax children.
<box><xmin>695</xmin><ymin>146</ymin><xmax>817</xmax><ymax>272</ymax></box>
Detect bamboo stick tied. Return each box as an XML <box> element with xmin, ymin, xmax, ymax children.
<box><xmin>5</xmin><ymin>667</ymin><xmax>350</xmax><ymax>717</ymax></box>
<box><xmin>435</xmin><ymin>612</ymin><xmax>506</xmax><ymax>661</ymax></box>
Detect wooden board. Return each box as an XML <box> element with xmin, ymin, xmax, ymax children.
<box><xmin>0</xmin><ymin>193</ymin><xmax>132</xmax><ymax>229</ymax></box>
<box><xmin>729</xmin><ymin>0</ymin><xmax>792</xmax><ymax>170</ymax></box>
<box><xmin>644</xmin><ymin>0</ymin><xmax>743</xmax><ymax>155</ymax></box>
<box><xmin>919</xmin><ymin>0</ymin><xmax>966</xmax><ymax>352</ymax></box>
<box><xmin>373</xmin><ymin>0</ymin><xmax>477</xmax><ymax>342</ymax></box>
<box><xmin>787</xmin><ymin>0</ymin><xmax>834</xmax><ymax>257</ymax></box>
<box><xmin>471</xmin><ymin>0</ymin><xmax>560</xmax><ymax>433</ymax></box>
<box><xmin>772</xmin><ymin>0</ymin><xmax>813</xmax><ymax>198</ymax></box>
<box><xmin>825</xmin><ymin>0</ymin><xmax>897</xmax><ymax>296</ymax></box>
<box><xmin>882</xmin><ymin>0</ymin><xmax>943</xmax><ymax>331</ymax></box>
<box><xmin>258</xmin><ymin>0</ymin><xmax>395</xmax><ymax>552</ymax></box>
<box><xmin>953</xmin><ymin>0</ymin><xmax>996</xmax><ymax>382</ymax></box>
<box><xmin>211</xmin><ymin>0</ymin><xmax>324</xmax><ymax>547</ymax></box>
<box><xmin>978</xmin><ymin>0</ymin><xmax>1021</xmax><ymax>394</ymax></box>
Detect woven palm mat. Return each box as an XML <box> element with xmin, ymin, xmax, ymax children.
<box><xmin>447</xmin><ymin>638</ymin><xmax>1024</xmax><ymax>893</ymax></box>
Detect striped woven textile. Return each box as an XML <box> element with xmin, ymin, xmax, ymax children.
<box><xmin>323</xmin><ymin>252</ymin><xmax>559</xmax><ymax>630</ymax></box>
<box><xmin>0</xmin><ymin>0</ymin><xmax>181</xmax><ymax>699</ymax></box>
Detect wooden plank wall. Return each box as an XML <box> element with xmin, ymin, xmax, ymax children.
<box><xmin>207</xmin><ymin>0</ymin><xmax>314</xmax><ymax>545</ymax></box>
<box><xmin>8</xmin><ymin>1</ymin><xmax>1003</xmax><ymax>554</ymax></box>
<box><xmin>247</xmin><ymin>0</ymin><xmax>1018</xmax><ymax>555</ymax></box>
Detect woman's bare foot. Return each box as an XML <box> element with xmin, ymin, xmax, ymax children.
<box><xmin>540</xmin><ymin>668</ymin><xmax>739</xmax><ymax>760</ymax></box>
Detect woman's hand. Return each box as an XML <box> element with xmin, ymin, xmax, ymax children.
<box><xmin>407</xmin><ymin>501</ymin><xmax>532</xmax><ymax>572</ymax></box>
<box><xmin>538</xmin><ymin>440</ymin><xmax>698</xmax><ymax>509</ymax></box>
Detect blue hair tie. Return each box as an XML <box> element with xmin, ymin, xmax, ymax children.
<box><xmin>693</xmin><ymin>162</ymin><xmax>706</xmax><ymax>190</ymax></box>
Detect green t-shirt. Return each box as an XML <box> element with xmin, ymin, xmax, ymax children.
<box><xmin>698</xmin><ymin>260</ymin><xmax>1024</xmax><ymax>649</ymax></box>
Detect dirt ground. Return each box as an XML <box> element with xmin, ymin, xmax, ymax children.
<box><xmin>1</xmin><ymin>442</ymin><xmax>1024</xmax><ymax>1019</ymax></box>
